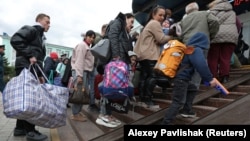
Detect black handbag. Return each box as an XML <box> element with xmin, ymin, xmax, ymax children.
<box><xmin>69</xmin><ymin>82</ymin><xmax>89</xmax><ymax>104</ymax></box>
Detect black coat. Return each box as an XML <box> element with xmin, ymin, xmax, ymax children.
<box><xmin>10</xmin><ymin>25</ymin><xmax>46</xmax><ymax>76</ymax></box>
<box><xmin>43</xmin><ymin>57</ymin><xmax>58</xmax><ymax>79</ymax></box>
<box><xmin>108</xmin><ymin>12</ymin><xmax>133</xmax><ymax>64</ymax></box>
<box><xmin>61</xmin><ymin>57</ymin><xmax>72</xmax><ymax>86</ymax></box>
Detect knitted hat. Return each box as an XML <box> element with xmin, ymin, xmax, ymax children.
<box><xmin>187</xmin><ymin>32</ymin><xmax>209</xmax><ymax>49</ymax></box>
<box><xmin>50</xmin><ymin>52</ymin><xmax>58</xmax><ymax>59</ymax></box>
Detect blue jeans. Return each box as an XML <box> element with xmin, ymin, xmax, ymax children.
<box><xmin>162</xmin><ymin>79</ymin><xmax>198</xmax><ymax>125</ymax></box>
<box><xmin>98</xmin><ymin>81</ymin><xmax>134</xmax><ymax>115</ymax></box>
<box><xmin>100</xmin><ymin>97</ymin><xmax>112</xmax><ymax>115</ymax></box>
<box><xmin>89</xmin><ymin>67</ymin><xmax>97</xmax><ymax>105</ymax></box>
<box><xmin>191</xmin><ymin>49</ymin><xmax>208</xmax><ymax>89</ymax></box>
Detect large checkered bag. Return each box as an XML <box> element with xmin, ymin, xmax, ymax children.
<box><xmin>2</xmin><ymin>65</ymin><xmax>69</xmax><ymax>128</ymax></box>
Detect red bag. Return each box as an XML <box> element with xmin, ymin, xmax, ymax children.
<box><xmin>94</xmin><ymin>74</ymin><xmax>103</xmax><ymax>99</ymax></box>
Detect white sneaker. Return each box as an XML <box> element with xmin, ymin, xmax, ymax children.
<box><xmin>96</xmin><ymin>118</ymin><xmax>118</xmax><ymax>128</ymax></box>
<box><xmin>99</xmin><ymin>115</ymin><xmax>121</xmax><ymax>126</ymax></box>
<box><xmin>109</xmin><ymin>115</ymin><xmax>122</xmax><ymax>125</ymax></box>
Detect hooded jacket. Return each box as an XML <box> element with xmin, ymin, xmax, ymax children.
<box><xmin>43</xmin><ymin>56</ymin><xmax>58</xmax><ymax>79</ymax></box>
<box><xmin>209</xmin><ymin>0</ymin><xmax>238</xmax><ymax>45</ymax></box>
<box><xmin>107</xmin><ymin>12</ymin><xmax>133</xmax><ymax>64</ymax></box>
<box><xmin>176</xmin><ymin>32</ymin><xmax>213</xmax><ymax>83</ymax></box>
<box><xmin>180</xmin><ymin>10</ymin><xmax>219</xmax><ymax>45</ymax></box>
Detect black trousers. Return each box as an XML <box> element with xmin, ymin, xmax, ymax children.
<box><xmin>16</xmin><ymin>119</ymin><xmax>35</xmax><ymax>132</ymax></box>
<box><xmin>15</xmin><ymin>67</ymin><xmax>35</xmax><ymax>132</ymax></box>
<box><xmin>138</xmin><ymin>60</ymin><xmax>157</xmax><ymax>99</ymax></box>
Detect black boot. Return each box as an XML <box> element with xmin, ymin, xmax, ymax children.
<box><xmin>220</xmin><ymin>76</ymin><xmax>229</xmax><ymax>83</ymax></box>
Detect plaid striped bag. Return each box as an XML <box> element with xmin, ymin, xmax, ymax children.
<box><xmin>2</xmin><ymin>66</ymin><xmax>69</xmax><ymax>128</ymax></box>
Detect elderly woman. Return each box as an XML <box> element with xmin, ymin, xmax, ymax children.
<box><xmin>207</xmin><ymin>0</ymin><xmax>239</xmax><ymax>83</ymax></box>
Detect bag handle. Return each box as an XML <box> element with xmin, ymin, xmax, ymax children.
<box><xmin>48</xmin><ymin>70</ymin><xmax>54</xmax><ymax>84</ymax></box>
<box><xmin>29</xmin><ymin>65</ymin><xmax>39</xmax><ymax>83</ymax></box>
<box><xmin>34</xmin><ymin>63</ymin><xmax>51</xmax><ymax>83</ymax></box>
<box><xmin>28</xmin><ymin>64</ymin><xmax>52</xmax><ymax>84</ymax></box>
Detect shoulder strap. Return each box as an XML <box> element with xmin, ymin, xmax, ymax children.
<box><xmin>48</xmin><ymin>70</ymin><xmax>54</xmax><ymax>84</ymax></box>
<box><xmin>184</xmin><ymin>46</ymin><xmax>195</xmax><ymax>54</ymax></box>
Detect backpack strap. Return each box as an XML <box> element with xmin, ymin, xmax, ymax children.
<box><xmin>174</xmin><ymin>46</ymin><xmax>194</xmax><ymax>75</ymax></box>
<box><xmin>184</xmin><ymin>46</ymin><xmax>195</xmax><ymax>54</ymax></box>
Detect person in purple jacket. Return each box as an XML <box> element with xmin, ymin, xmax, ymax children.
<box><xmin>162</xmin><ymin>32</ymin><xmax>218</xmax><ymax>125</ymax></box>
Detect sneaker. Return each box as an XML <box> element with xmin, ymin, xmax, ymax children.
<box><xmin>145</xmin><ymin>100</ymin><xmax>155</xmax><ymax>106</ymax></box>
<box><xmin>95</xmin><ymin>118</ymin><xmax>118</xmax><ymax>128</ymax></box>
<box><xmin>143</xmin><ymin>99</ymin><xmax>155</xmax><ymax>107</ymax></box>
<box><xmin>109</xmin><ymin>115</ymin><xmax>122</xmax><ymax>125</ymax></box>
<box><xmin>88</xmin><ymin>104</ymin><xmax>100</xmax><ymax>113</ymax></box>
<box><xmin>99</xmin><ymin>114</ymin><xmax>121</xmax><ymax>126</ymax></box>
<box><xmin>70</xmin><ymin>114</ymin><xmax>87</xmax><ymax>122</ymax></box>
<box><xmin>78</xmin><ymin>112</ymin><xmax>87</xmax><ymax>118</ymax></box>
<box><xmin>26</xmin><ymin>130</ymin><xmax>48</xmax><ymax>141</ymax></box>
<box><xmin>14</xmin><ymin>128</ymin><xmax>26</xmax><ymax>136</ymax></box>
<box><xmin>179</xmin><ymin>109</ymin><xmax>196</xmax><ymax>118</ymax></box>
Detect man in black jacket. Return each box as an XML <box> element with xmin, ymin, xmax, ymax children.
<box><xmin>10</xmin><ymin>13</ymin><xmax>50</xmax><ymax>141</ymax></box>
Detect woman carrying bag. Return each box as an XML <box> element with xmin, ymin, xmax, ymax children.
<box><xmin>70</xmin><ymin>30</ymin><xmax>96</xmax><ymax>122</ymax></box>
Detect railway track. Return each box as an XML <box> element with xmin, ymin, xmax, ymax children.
<box><xmin>52</xmin><ymin>65</ymin><xmax>250</xmax><ymax>141</ymax></box>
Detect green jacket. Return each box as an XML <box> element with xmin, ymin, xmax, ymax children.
<box><xmin>180</xmin><ymin>10</ymin><xmax>219</xmax><ymax>45</ymax></box>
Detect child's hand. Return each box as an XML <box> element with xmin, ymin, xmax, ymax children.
<box><xmin>209</xmin><ymin>78</ymin><xmax>217</xmax><ymax>87</ymax></box>
<box><xmin>130</xmin><ymin>56</ymin><xmax>137</xmax><ymax>66</ymax></box>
